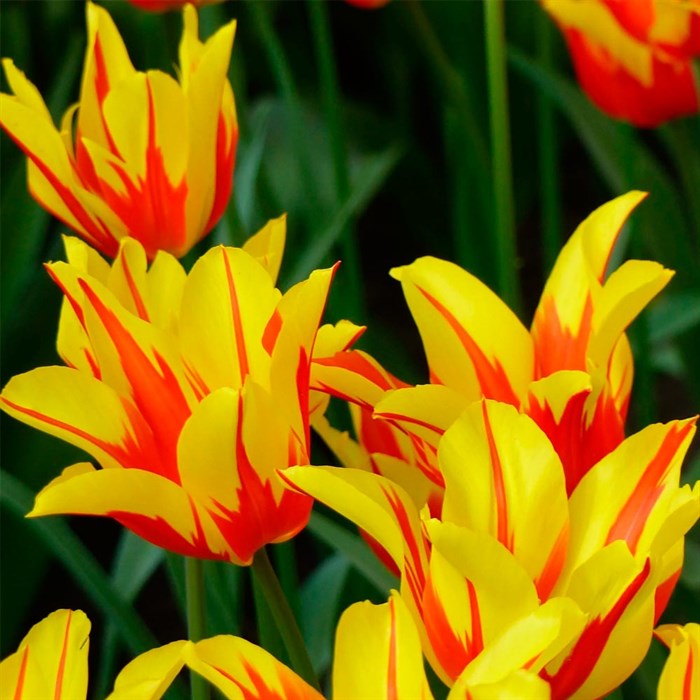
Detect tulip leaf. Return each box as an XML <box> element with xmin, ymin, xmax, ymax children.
<box><xmin>284</xmin><ymin>143</ymin><xmax>403</xmax><ymax>287</ymax></box>
<box><xmin>647</xmin><ymin>292</ymin><xmax>700</xmax><ymax>345</ymax></box>
<box><xmin>307</xmin><ymin>511</ymin><xmax>398</xmax><ymax>595</ymax></box>
<box><xmin>680</xmin><ymin>539</ymin><xmax>700</xmax><ymax>590</ymax></box>
<box><xmin>0</xmin><ymin>470</ymin><xmax>158</xmax><ymax>656</ymax></box>
<box><xmin>300</xmin><ymin>552</ymin><xmax>351</xmax><ymax>675</ymax></box>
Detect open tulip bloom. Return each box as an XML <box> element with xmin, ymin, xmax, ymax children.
<box><xmin>0</xmin><ymin>2</ymin><xmax>237</xmax><ymax>259</ymax></box>
<box><xmin>310</xmin><ymin>192</ymin><xmax>677</xmax><ymax>509</ymax></box>
<box><xmin>0</xmin><ymin>218</ymin><xmax>338</xmax><ymax>565</ymax></box>
<box><xmin>283</xmin><ymin>398</ymin><xmax>699</xmax><ymax>698</ymax></box>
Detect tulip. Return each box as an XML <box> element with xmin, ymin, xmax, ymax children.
<box><xmin>283</xmin><ymin>399</ymin><xmax>699</xmax><ymax>697</ymax></box>
<box><xmin>128</xmin><ymin>0</ymin><xmax>221</xmax><ymax>12</ymax></box>
<box><xmin>540</xmin><ymin>0</ymin><xmax>700</xmax><ymax>126</ymax></box>
<box><xmin>0</xmin><ymin>219</ymin><xmax>335</xmax><ymax>564</ymax></box>
<box><xmin>0</xmin><ymin>2</ymin><xmax>237</xmax><ymax>259</ymax></box>
<box><xmin>0</xmin><ymin>608</ymin><xmax>192</xmax><ymax>700</ymax></box>
<box><xmin>312</xmin><ymin>192</ymin><xmax>673</xmax><ymax>502</ymax></box>
<box><xmin>656</xmin><ymin>623</ymin><xmax>699</xmax><ymax>700</ymax></box>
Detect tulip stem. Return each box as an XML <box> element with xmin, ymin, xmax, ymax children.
<box><xmin>484</xmin><ymin>0</ymin><xmax>522</xmax><ymax>314</ymax></box>
<box><xmin>185</xmin><ymin>557</ymin><xmax>210</xmax><ymax>700</ymax></box>
<box><xmin>251</xmin><ymin>547</ymin><xmax>320</xmax><ymax>691</ymax></box>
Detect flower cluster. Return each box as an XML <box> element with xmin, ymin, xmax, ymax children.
<box><xmin>0</xmin><ymin>1</ymin><xmax>697</xmax><ymax>698</ymax></box>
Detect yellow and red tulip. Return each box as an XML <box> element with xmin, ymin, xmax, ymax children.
<box><xmin>541</xmin><ymin>0</ymin><xmax>700</xmax><ymax>126</ymax></box>
<box><xmin>283</xmin><ymin>398</ymin><xmax>699</xmax><ymax>697</ymax></box>
<box><xmin>656</xmin><ymin>623</ymin><xmax>699</xmax><ymax>700</ymax></box>
<box><xmin>312</xmin><ymin>192</ymin><xmax>674</xmax><ymax>502</ymax></box>
<box><xmin>0</xmin><ymin>2</ymin><xmax>237</xmax><ymax>259</ymax></box>
<box><xmin>0</xmin><ymin>220</ymin><xmax>335</xmax><ymax>565</ymax></box>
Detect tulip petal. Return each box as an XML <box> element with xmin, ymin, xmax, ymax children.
<box><xmin>107</xmin><ymin>641</ymin><xmax>190</xmax><ymax>700</ymax></box>
<box><xmin>450</xmin><ymin>669</ymin><xmax>551</xmax><ymax>700</ymax></box>
<box><xmin>178</xmin><ymin>246</ymin><xmax>280</xmax><ymax>394</ymax></box>
<box><xmin>564</xmin><ymin>419</ymin><xmax>696</xmax><ymax>581</ymax></box>
<box><xmin>242</xmin><ymin>215</ymin><xmax>286</xmax><ymax>285</ymax></box>
<box><xmin>282</xmin><ymin>466</ymin><xmax>429</xmax><ymax>611</ymax></box>
<box><xmin>0</xmin><ymin>366</ymin><xmax>160</xmax><ymax>472</ymax></box>
<box><xmin>182</xmin><ymin>636</ymin><xmax>322</xmax><ymax>700</ymax></box>
<box><xmin>29</xmin><ymin>464</ymin><xmax>231</xmax><ymax>560</ymax></box>
<box><xmin>0</xmin><ymin>609</ymin><xmax>90</xmax><ymax>700</ymax></box>
<box><xmin>656</xmin><ymin>623</ymin><xmax>700</xmax><ymax>700</ymax></box>
<box><xmin>532</xmin><ymin>191</ymin><xmax>646</xmax><ymax>376</ymax></box>
<box><xmin>333</xmin><ymin>592</ymin><xmax>434</xmax><ymax>700</ymax></box>
<box><xmin>545</xmin><ymin>542</ymin><xmax>655</xmax><ymax>700</ymax></box>
<box><xmin>440</xmin><ymin>401</ymin><xmax>569</xmax><ymax>600</ymax></box>
<box><xmin>391</xmin><ymin>256</ymin><xmax>532</xmax><ymax>403</ymax></box>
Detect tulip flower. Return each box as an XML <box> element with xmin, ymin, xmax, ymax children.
<box><xmin>0</xmin><ymin>2</ymin><xmax>237</xmax><ymax>259</ymax></box>
<box><xmin>283</xmin><ymin>399</ymin><xmax>699</xmax><ymax>697</ymax></box>
<box><xmin>128</xmin><ymin>0</ymin><xmax>221</xmax><ymax>12</ymax></box>
<box><xmin>345</xmin><ymin>0</ymin><xmax>392</xmax><ymax>9</ymax></box>
<box><xmin>540</xmin><ymin>0</ymin><xmax>700</xmax><ymax>126</ymax></box>
<box><xmin>0</xmin><ymin>219</ymin><xmax>335</xmax><ymax>565</ymax></box>
<box><xmin>0</xmin><ymin>608</ymin><xmax>193</xmax><ymax>700</ymax></box>
<box><xmin>312</xmin><ymin>192</ymin><xmax>673</xmax><ymax>502</ymax></box>
<box><xmin>656</xmin><ymin>623</ymin><xmax>699</xmax><ymax>700</ymax></box>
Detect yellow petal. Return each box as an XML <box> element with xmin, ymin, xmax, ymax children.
<box><xmin>107</xmin><ymin>641</ymin><xmax>190</xmax><ymax>700</ymax></box>
<box><xmin>0</xmin><ymin>609</ymin><xmax>90</xmax><ymax>700</ymax></box>
<box><xmin>391</xmin><ymin>256</ymin><xmax>532</xmax><ymax>403</ymax></box>
<box><xmin>242</xmin><ymin>215</ymin><xmax>286</xmax><ymax>285</ymax></box>
<box><xmin>450</xmin><ymin>669</ymin><xmax>551</xmax><ymax>700</ymax></box>
<box><xmin>440</xmin><ymin>401</ymin><xmax>569</xmax><ymax>600</ymax></box>
<box><xmin>656</xmin><ymin>623</ymin><xmax>700</xmax><ymax>700</ymax></box>
<box><xmin>29</xmin><ymin>465</ymin><xmax>231</xmax><ymax>561</ymax></box>
<box><xmin>182</xmin><ymin>635</ymin><xmax>322</xmax><ymax>700</ymax></box>
<box><xmin>333</xmin><ymin>592</ymin><xmax>434</xmax><ymax>700</ymax></box>
<box><xmin>312</xmin><ymin>320</ymin><xmax>365</xmax><ymax>359</ymax></box>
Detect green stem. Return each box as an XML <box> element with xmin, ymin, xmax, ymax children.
<box><xmin>537</xmin><ymin>11</ymin><xmax>561</xmax><ymax>273</ymax></box>
<box><xmin>484</xmin><ymin>0</ymin><xmax>521</xmax><ymax>313</ymax></box>
<box><xmin>308</xmin><ymin>0</ymin><xmax>364</xmax><ymax>321</ymax></box>
<box><xmin>251</xmin><ymin>547</ymin><xmax>320</xmax><ymax>690</ymax></box>
<box><xmin>186</xmin><ymin>557</ymin><xmax>210</xmax><ymax>700</ymax></box>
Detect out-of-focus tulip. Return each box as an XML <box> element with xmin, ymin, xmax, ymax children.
<box><xmin>0</xmin><ymin>2</ymin><xmax>237</xmax><ymax>259</ymax></box>
<box><xmin>284</xmin><ymin>399</ymin><xmax>699</xmax><ymax>698</ymax></box>
<box><xmin>345</xmin><ymin>0</ymin><xmax>392</xmax><ymax>9</ymax></box>
<box><xmin>541</xmin><ymin>0</ymin><xmax>700</xmax><ymax>126</ymax></box>
<box><xmin>128</xmin><ymin>0</ymin><xmax>221</xmax><ymax>12</ymax></box>
<box><xmin>312</xmin><ymin>192</ymin><xmax>673</xmax><ymax>504</ymax></box>
<box><xmin>656</xmin><ymin>623</ymin><xmax>699</xmax><ymax>700</ymax></box>
<box><xmin>0</xmin><ymin>219</ymin><xmax>335</xmax><ymax>565</ymax></box>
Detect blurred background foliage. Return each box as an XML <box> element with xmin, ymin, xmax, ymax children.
<box><xmin>1</xmin><ymin>1</ymin><xmax>698</xmax><ymax>698</ymax></box>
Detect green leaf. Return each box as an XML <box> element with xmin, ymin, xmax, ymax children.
<box><xmin>0</xmin><ymin>471</ymin><xmax>158</xmax><ymax>656</ymax></box>
<box><xmin>300</xmin><ymin>552</ymin><xmax>350</xmax><ymax>675</ymax></box>
<box><xmin>284</xmin><ymin>143</ymin><xmax>403</xmax><ymax>287</ymax></box>
<box><xmin>307</xmin><ymin>511</ymin><xmax>398</xmax><ymax>595</ymax></box>
<box><xmin>680</xmin><ymin>539</ymin><xmax>700</xmax><ymax>591</ymax></box>
<box><xmin>648</xmin><ymin>292</ymin><xmax>700</xmax><ymax>345</ymax></box>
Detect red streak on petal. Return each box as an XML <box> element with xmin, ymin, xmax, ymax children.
<box><xmin>655</xmin><ymin>568</ymin><xmax>681</xmax><ymax>623</ymax></box>
<box><xmin>683</xmin><ymin>640</ymin><xmax>695</xmax><ymax>700</ymax></box>
<box><xmin>313</xmin><ymin>351</ymin><xmax>408</xmax><ymax>394</ymax></box>
<box><xmin>110</xmin><ymin>495</ymin><xmax>219</xmax><ymax>560</ymax></box>
<box><xmin>13</xmin><ymin>647</ymin><xmax>29</xmax><ymax>700</ymax></box>
<box><xmin>262</xmin><ymin>309</ymin><xmax>283</xmax><ymax>356</ymax></box>
<box><xmin>3</xmin><ymin>129</ymin><xmax>118</xmax><ymax>256</ymax></box>
<box><xmin>381</xmin><ymin>485</ymin><xmax>428</xmax><ymax>610</ymax></box>
<box><xmin>0</xmin><ymin>395</ymin><xmax>158</xmax><ymax>473</ymax></box>
<box><xmin>296</xmin><ymin>345</ymin><xmax>311</xmax><ymax>452</ymax></box>
<box><xmin>544</xmin><ymin>558</ymin><xmax>652</xmax><ymax>699</ymax></box>
<box><xmin>535</xmin><ymin>522</ymin><xmax>569</xmax><ymax>601</ymax></box>
<box><xmin>481</xmin><ymin>402</ymin><xmax>512</xmax><ymax>551</ymax></box>
<box><xmin>78</xmin><ymin>278</ymin><xmax>191</xmax><ymax>481</ymax></box>
<box><xmin>387</xmin><ymin>597</ymin><xmax>398</xmax><ymax>700</ymax></box>
<box><xmin>416</xmin><ymin>286</ymin><xmax>520</xmax><ymax>405</ymax></box>
<box><xmin>121</xmin><ymin>254</ymin><xmax>150</xmax><ymax>321</ymax></box>
<box><xmin>533</xmin><ymin>295</ymin><xmax>594</xmax><ymax>379</ymax></box>
<box><xmin>91</xmin><ymin>36</ymin><xmax>121</xmax><ymax>158</ymax></box>
<box><xmin>605</xmin><ymin>421</ymin><xmax>695</xmax><ymax>553</ymax></box>
<box><xmin>202</xmin><ymin>112</ymin><xmax>237</xmax><ymax>235</ymax></box>
<box><xmin>378</xmin><ymin>411</ymin><xmax>445</xmax><ymax>436</ymax></box>
<box><xmin>53</xmin><ymin>610</ymin><xmax>72</xmax><ymax>700</ymax></box>
<box><xmin>222</xmin><ymin>248</ymin><xmax>250</xmax><ymax>384</ymax></box>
